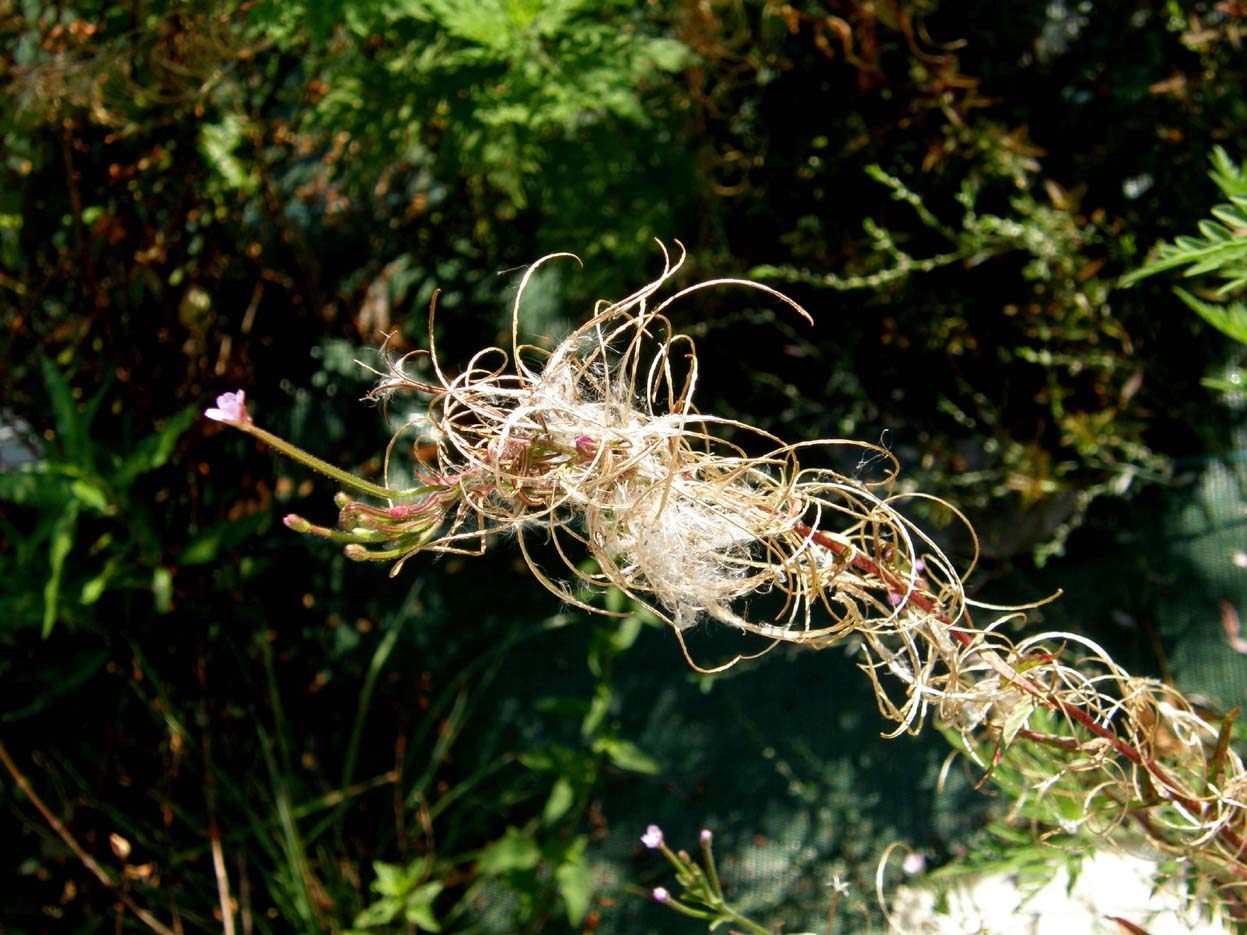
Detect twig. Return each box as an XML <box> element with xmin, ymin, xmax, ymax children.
<box><xmin>0</xmin><ymin>740</ymin><xmax>177</xmax><ymax>935</ymax></box>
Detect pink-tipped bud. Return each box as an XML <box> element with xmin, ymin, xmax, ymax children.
<box><xmin>575</xmin><ymin>435</ymin><xmax>598</xmax><ymax>458</ymax></box>
<box><xmin>284</xmin><ymin>514</ymin><xmax>312</xmax><ymax>533</ymax></box>
<box><xmin>641</xmin><ymin>825</ymin><xmax>663</xmax><ymax>849</ymax></box>
<box><xmin>699</xmin><ymin>829</ymin><xmax>712</xmax><ymax>845</ymax></box>
<box><xmin>334</xmin><ymin>492</ymin><xmax>353</xmax><ymax>509</ymax></box>
<box><xmin>888</xmin><ymin>591</ymin><xmax>905</xmax><ymax>607</ymax></box>
<box><xmin>204</xmin><ymin>390</ymin><xmax>251</xmax><ymax>427</ymax></box>
<box><xmin>651</xmin><ymin>886</ymin><xmax>669</xmax><ymax>903</ymax></box>
<box><xmin>912</xmin><ymin>558</ymin><xmax>926</xmax><ymax>574</ymax></box>
<box><xmin>902</xmin><ymin>852</ymin><xmax>926</xmax><ymax>875</ymax></box>
<box><xmin>343</xmin><ymin>544</ymin><xmax>368</xmax><ymax>561</ymax></box>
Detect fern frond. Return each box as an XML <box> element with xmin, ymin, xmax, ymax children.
<box><xmin>1121</xmin><ymin>149</ymin><xmax>1247</xmax><ymax>302</ymax></box>
<box><xmin>1174</xmin><ymin>288</ymin><xmax>1247</xmax><ymax>347</ymax></box>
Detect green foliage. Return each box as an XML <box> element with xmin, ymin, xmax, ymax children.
<box><xmin>5</xmin><ymin>0</ymin><xmax>1247</xmax><ymax>931</ymax></box>
<box><xmin>0</xmin><ymin>359</ymin><xmax>199</xmax><ymax>636</ymax></box>
<box><xmin>1124</xmin><ymin>148</ymin><xmax>1247</xmax><ymax>393</ymax></box>
<box><xmin>351</xmin><ymin>860</ymin><xmax>444</xmax><ymax>931</ymax></box>
<box><xmin>754</xmin><ymin>155</ymin><xmax>1159</xmax><ymax>560</ymax></box>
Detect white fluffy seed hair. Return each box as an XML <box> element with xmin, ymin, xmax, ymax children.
<box><xmin>352</xmin><ymin>244</ymin><xmax>1247</xmax><ymax>903</ymax></box>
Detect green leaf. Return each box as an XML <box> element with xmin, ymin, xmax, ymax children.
<box><xmin>80</xmin><ymin>557</ymin><xmax>119</xmax><ymax>605</ymax></box>
<box><xmin>555</xmin><ymin>837</ymin><xmax>592</xmax><ymax>926</ymax></box>
<box><xmin>200</xmin><ymin>115</ymin><xmax>258</xmax><ymax>195</ymax></box>
<box><xmin>40</xmin><ymin>355</ymin><xmax>88</xmax><ymax>463</ymax></box>
<box><xmin>477</xmin><ymin>827</ymin><xmax>542</xmax><ymax>874</ymax></box>
<box><xmin>640</xmin><ymin>36</ymin><xmax>690</xmax><ymax>72</ymax></box>
<box><xmin>352</xmin><ymin>896</ymin><xmax>401</xmax><ymax>928</ymax></box>
<box><xmin>70</xmin><ymin>477</ymin><xmax>113</xmax><ymax>514</ymax></box>
<box><xmin>1176</xmin><ymin>289</ymin><xmax>1247</xmax><ymax>347</ymax></box>
<box><xmin>0</xmin><ymin>464</ymin><xmax>73</xmax><ymax>508</ymax></box>
<box><xmin>593</xmin><ymin>737</ymin><xmax>659</xmax><ymax>774</ymax></box>
<box><xmin>543</xmin><ymin>776</ymin><xmax>575</xmax><ymax>824</ymax></box>
<box><xmin>43</xmin><ymin>501</ymin><xmax>80</xmax><ymax>637</ymax></box>
<box><xmin>152</xmin><ymin>566</ymin><xmax>174</xmax><ymax>613</ymax></box>
<box><xmin>580</xmin><ymin>684</ymin><xmax>610</xmax><ymax>737</ymax></box>
<box><xmin>518</xmin><ymin>744</ymin><xmax>583</xmax><ymax>775</ymax></box>
<box><xmin>114</xmin><ymin>406</ymin><xmax>197</xmax><ymax>487</ymax></box>
<box><xmin>402</xmin><ymin>881</ymin><xmax>443</xmax><ymax>931</ymax></box>
<box><xmin>180</xmin><ymin>512</ymin><xmax>269</xmax><ymax>565</ymax></box>
<box><xmin>371</xmin><ymin>861</ymin><xmax>408</xmax><ymax>897</ymax></box>
<box><xmin>1001</xmin><ymin>701</ymin><xmax>1035</xmax><ymax>748</ymax></box>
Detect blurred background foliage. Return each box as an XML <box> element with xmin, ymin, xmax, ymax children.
<box><xmin>3</xmin><ymin>0</ymin><xmax>1247</xmax><ymax>932</ymax></box>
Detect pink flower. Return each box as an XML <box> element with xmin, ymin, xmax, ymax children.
<box><xmin>204</xmin><ymin>390</ymin><xmax>251</xmax><ymax>427</ymax></box>
<box><xmin>652</xmin><ymin>886</ymin><xmax>670</xmax><ymax>903</ymax></box>
<box><xmin>641</xmin><ymin>825</ymin><xmax>664</xmax><ymax>849</ymax></box>
<box><xmin>699</xmin><ymin>829</ymin><xmax>712</xmax><ymax>844</ymax></box>
<box><xmin>888</xmin><ymin>591</ymin><xmax>905</xmax><ymax>607</ymax></box>
<box><xmin>902</xmin><ymin>852</ymin><xmax>926</xmax><ymax>875</ymax></box>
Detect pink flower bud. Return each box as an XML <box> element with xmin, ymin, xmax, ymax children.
<box><xmin>652</xmin><ymin>886</ymin><xmax>669</xmax><ymax>903</ymax></box>
<box><xmin>700</xmin><ymin>829</ymin><xmax>712</xmax><ymax>844</ymax></box>
<box><xmin>204</xmin><ymin>390</ymin><xmax>251</xmax><ymax>427</ymax></box>
<box><xmin>641</xmin><ymin>825</ymin><xmax>664</xmax><ymax>849</ymax></box>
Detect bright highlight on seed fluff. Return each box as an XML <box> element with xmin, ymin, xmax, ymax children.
<box><xmin>206</xmin><ymin>242</ymin><xmax>1247</xmax><ymax>913</ymax></box>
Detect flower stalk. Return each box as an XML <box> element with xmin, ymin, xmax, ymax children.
<box><xmin>206</xmin><ymin>243</ymin><xmax>1247</xmax><ymax>914</ymax></box>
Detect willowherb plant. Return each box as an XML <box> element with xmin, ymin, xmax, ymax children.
<box><xmin>207</xmin><ymin>243</ymin><xmax>1247</xmax><ymax>919</ymax></box>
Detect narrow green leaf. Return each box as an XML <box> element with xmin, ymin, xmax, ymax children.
<box><xmin>40</xmin><ymin>355</ymin><xmax>86</xmax><ymax>463</ymax></box>
<box><xmin>80</xmin><ymin>557</ymin><xmax>119</xmax><ymax>605</ymax></box>
<box><xmin>70</xmin><ymin>477</ymin><xmax>113</xmax><ymax>514</ymax></box>
<box><xmin>43</xmin><ymin>501</ymin><xmax>80</xmax><ymax>637</ymax></box>
<box><xmin>1177</xmin><ymin>289</ymin><xmax>1247</xmax><ymax>346</ymax></box>
<box><xmin>179</xmin><ymin>512</ymin><xmax>269</xmax><ymax>565</ymax></box>
<box><xmin>114</xmin><ymin>406</ymin><xmax>196</xmax><ymax>487</ymax></box>
<box><xmin>152</xmin><ymin>566</ymin><xmax>174</xmax><ymax>613</ymax></box>
<box><xmin>581</xmin><ymin>684</ymin><xmax>610</xmax><ymax>737</ymax></box>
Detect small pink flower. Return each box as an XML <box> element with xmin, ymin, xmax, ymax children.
<box><xmin>912</xmin><ymin>558</ymin><xmax>926</xmax><ymax>574</ymax></box>
<box><xmin>652</xmin><ymin>886</ymin><xmax>670</xmax><ymax>903</ymax></box>
<box><xmin>699</xmin><ymin>829</ymin><xmax>712</xmax><ymax>844</ymax></box>
<box><xmin>888</xmin><ymin>591</ymin><xmax>905</xmax><ymax>607</ymax></box>
<box><xmin>641</xmin><ymin>825</ymin><xmax>664</xmax><ymax>849</ymax></box>
<box><xmin>204</xmin><ymin>390</ymin><xmax>251</xmax><ymax>427</ymax></box>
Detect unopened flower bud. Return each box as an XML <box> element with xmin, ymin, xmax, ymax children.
<box><xmin>652</xmin><ymin>886</ymin><xmax>669</xmax><ymax>903</ymax></box>
<box><xmin>284</xmin><ymin>514</ymin><xmax>312</xmax><ymax>533</ymax></box>
<box><xmin>109</xmin><ymin>833</ymin><xmax>131</xmax><ymax>861</ymax></box>
<box><xmin>343</xmin><ymin>543</ymin><xmax>369</xmax><ymax>561</ymax></box>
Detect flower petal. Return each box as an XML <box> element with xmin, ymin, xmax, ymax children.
<box><xmin>205</xmin><ymin>390</ymin><xmax>251</xmax><ymax>426</ymax></box>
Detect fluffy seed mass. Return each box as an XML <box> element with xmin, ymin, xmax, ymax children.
<box><xmin>211</xmin><ymin>243</ymin><xmax>1247</xmax><ymax>909</ymax></box>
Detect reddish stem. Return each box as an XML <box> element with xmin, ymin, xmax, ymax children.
<box><xmin>796</xmin><ymin>521</ymin><xmax>1247</xmax><ymax>864</ymax></box>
